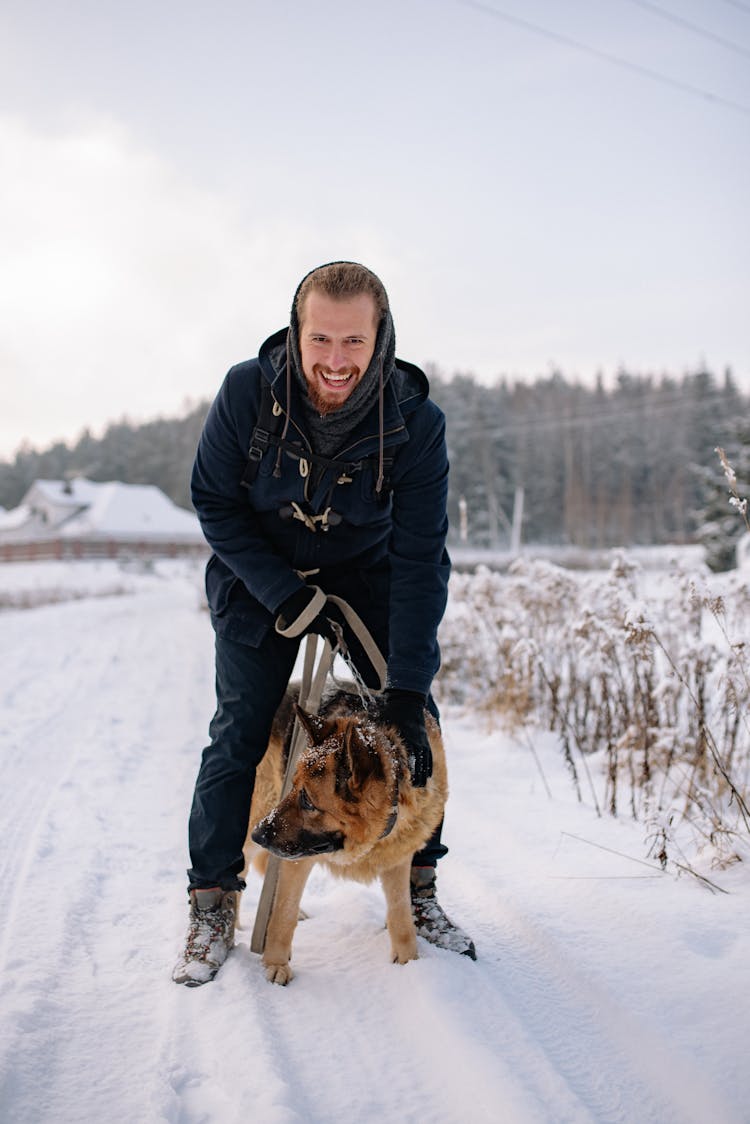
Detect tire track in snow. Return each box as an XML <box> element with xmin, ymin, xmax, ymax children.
<box><xmin>440</xmin><ymin>852</ymin><xmax>742</xmax><ymax>1124</ymax></box>
<box><xmin>434</xmin><ymin>717</ymin><xmax>744</xmax><ymax>1124</ymax></box>
<box><xmin>231</xmin><ymin>879</ymin><xmax>590</xmax><ymax>1124</ymax></box>
<box><xmin>0</xmin><ymin>587</ymin><xmax>217</xmax><ymax>1123</ymax></box>
<box><xmin>174</xmin><ymin>879</ymin><xmax>559</xmax><ymax>1124</ymax></box>
<box><xmin>0</xmin><ymin>598</ymin><xmax>150</xmax><ymax>951</ymax></box>
<box><xmin>152</xmin><ymin>951</ymin><xmax>312</xmax><ymax>1124</ymax></box>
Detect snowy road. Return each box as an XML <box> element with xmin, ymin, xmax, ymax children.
<box><xmin>0</xmin><ymin>563</ymin><xmax>748</xmax><ymax>1124</ymax></box>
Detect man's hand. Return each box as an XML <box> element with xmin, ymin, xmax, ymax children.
<box><xmin>275</xmin><ymin>587</ymin><xmax>382</xmax><ymax>688</ymax></box>
<box><xmin>382</xmin><ymin>689</ymin><xmax>433</xmax><ymax>787</ymax></box>
<box><xmin>276</xmin><ymin>586</ymin><xmax>340</xmax><ymax>643</ymax></box>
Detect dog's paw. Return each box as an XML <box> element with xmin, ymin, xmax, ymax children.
<box><xmin>264</xmin><ymin>961</ymin><xmax>294</xmax><ymax>985</ymax></box>
<box><xmin>391</xmin><ymin>942</ymin><xmax>419</xmax><ymax>965</ymax></box>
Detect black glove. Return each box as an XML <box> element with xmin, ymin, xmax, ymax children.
<box><xmin>276</xmin><ymin>586</ymin><xmax>337</xmax><ymax>642</ymax></box>
<box><xmin>276</xmin><ymin>587</ymin><xmax>382</xmax><ymax>689</ymax></box>
<box><xmin>381</xmin><ymin>689</ymin><xmax>432</xmax><ymax>787</ymax></box>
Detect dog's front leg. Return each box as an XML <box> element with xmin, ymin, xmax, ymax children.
<box><xmin>262</xmin><ymin>857</ymin><xmax>314</xmax><ymax>985</ymax></box>
<box><xmin>380</xmin><ymin>860</ymin><xmax>418</xmax><ymax>964</ymax></box>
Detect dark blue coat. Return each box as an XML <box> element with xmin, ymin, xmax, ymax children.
<box><xmin>191</xmin><ymin>328</ymin><xmax>450</xmax><ymax>696</ymax></box>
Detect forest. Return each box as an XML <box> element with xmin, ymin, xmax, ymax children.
<box><xmin>2</xmin><ymin>366</ymin><xmax>748</xmax><ymax>567</ymax></box>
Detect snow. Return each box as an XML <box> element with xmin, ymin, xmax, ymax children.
<box><xmin>0</xmin><ymin>504</ymin><xmax>32</xmax><ymax>531</ymax></box>
<box><xmin>1</xmin><ymin>559</ymin><xmax>749</xmax><ymax>1124</ymax></box>
<box><xmin>738</xmin><ymin>532</ymin><xmax>750</xmax><ymax>570</ymax></box>
<box><xmin>0</xmin><ymin>558</ymin><xmax>202</xmax><ymax>609</ymax></box>
<box><xmin>31</xmin><ymin>478</ymin><xmax>104</xmax><ymax>507</ymax></box>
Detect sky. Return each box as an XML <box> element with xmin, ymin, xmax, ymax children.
<box><xmin>1</xmin><ymin>0</ymin><xmax>748</xmax><ymax>458</ymax></box>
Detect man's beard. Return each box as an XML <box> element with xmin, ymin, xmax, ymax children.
<box><xmin>306</xmin><ymin>365</ymin><xmax>361</xmax><ymax>415</ymax></box>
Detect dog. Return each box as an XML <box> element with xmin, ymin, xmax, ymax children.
<box><xmin>244</xmin><ymin>687</ymin><xmax>448</xmax><ymax>985</ymax></box>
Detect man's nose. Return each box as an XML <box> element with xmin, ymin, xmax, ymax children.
<box><xmin>325</xmin><ymin>342</ymin><xmax>345</xmax><ymax>370</ymax></box>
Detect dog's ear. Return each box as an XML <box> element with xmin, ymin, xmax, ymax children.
<box><xmin>295</xmin><ymin>705</ymin><xmax>334</xmax><ymax>746</ymax></box>
<box><xmin>342</xmin><ymin>724</ymin><xmax>385</xmax><ymax>792</ymax></box>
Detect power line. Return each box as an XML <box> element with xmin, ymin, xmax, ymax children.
<box><xmin>445</xmin><ymin>387</ymin><xmax>739</xmax><ymax>440</ymax></box>
<box><xmin>620</xmin><ymin>0</ymin><xmax>750</xmax><ymax>60</ymax></box>
<box><xmin>457</xmin><ymin>0</ymin><xmax>750</xmax><ymax>117</ymax></box>
<box><xmin>719</xmin><ymin>0</ymin><xmax>750</xmax><ymax>15</ymax></box>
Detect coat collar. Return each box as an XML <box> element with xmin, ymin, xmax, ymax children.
<box><xmin>257</xmin><ymin>327</ymin><xmax>430</xmax><ymax>459</ymax></box>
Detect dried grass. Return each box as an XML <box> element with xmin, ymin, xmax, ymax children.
<box><xmin>436</xmin><ymin>554</ymin><xmax>750</xmax><ymax>871</ymax></box>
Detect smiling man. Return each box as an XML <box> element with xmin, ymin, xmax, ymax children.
<box><xmin>173</xmin><ymin>262</ymin><xmax>475</xmax><ymax>986</ymax></box>
<box><xmin>298</xmin><ymin>288</ymin><xmax>377</xmax><ymax>413</ymax></box>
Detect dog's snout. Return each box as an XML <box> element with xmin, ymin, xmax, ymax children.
<box><xmin>250</xmin><ymin>822</ymin><xmax>270</xmax><ymax>848</ymax></box>
<box><xmin>251</xmin><ymin>817</ymin><xmax>345</xmax><ymax>859</ymax></box>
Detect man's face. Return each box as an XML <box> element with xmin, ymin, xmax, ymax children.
<box><xmin>298</xmin><ymin>290</ymin><xmax>379</xmax><ymax>414</ymax></box>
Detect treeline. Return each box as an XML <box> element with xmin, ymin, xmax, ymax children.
<box><xmin>0</xmin><ymin>404</ymin><xmax>208</xmax><ymax>513</ymax></box>
<box><xmin>1</xmin><ymin>368</ymin><xmax>748</xmax><ymax>560</ymax></box>
<box><xmin>429</xmin><ymin>366</ymin><xmax>749</xmax><ymax>557</ymax></box>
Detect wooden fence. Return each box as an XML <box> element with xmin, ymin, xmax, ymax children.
<box><xmin>0</xmin><ymin>539</ymin><xmax>209</xmax><ymax>563</ymax></box>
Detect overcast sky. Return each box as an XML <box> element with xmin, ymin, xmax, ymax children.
<box><xmin>1</xmin><ymin>0</ymin><xmax>748</xmax><ymax>458</ymax></box>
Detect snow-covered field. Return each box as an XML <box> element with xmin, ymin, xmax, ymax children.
<box><xmin>1</xmin><ymin>559</ymin><xmax>749</xmax><ymax>1124</ymax></box>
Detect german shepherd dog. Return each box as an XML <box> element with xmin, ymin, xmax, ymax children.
<box><xmin>244</xmin><ymin>688</ymin><xmax>448</xmax><ymax>984</ymax></box>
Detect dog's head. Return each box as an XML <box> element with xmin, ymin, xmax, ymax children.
<box><xmin>251</xmin><ymin>705</ymin><xmax>403</xmax><ymax>861</ymax></box>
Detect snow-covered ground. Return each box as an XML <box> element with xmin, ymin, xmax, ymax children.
<box><xmin>1</xmin><ymin>560</ymin><xmax>748</xmax><ymax>1124</ymax></box>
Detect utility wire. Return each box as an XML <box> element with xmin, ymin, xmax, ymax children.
<box><xmin>620</xmin><ymin>0</ymin><xmax>750</xmax><ymax>60</ymax></box>
<box><xmin>719</xmin><ymin>0</ymin><xmax>750</xmax><ymax>15</ymax></box>
<box><xmin>457</xmin><ymin>0</ymin><xmax>750</xmax><ymax>117</ymax></box>
<box><xmin>445</xmin><ymin>388</ymin><xmax>739</xmax><ymax>440</ymax></box>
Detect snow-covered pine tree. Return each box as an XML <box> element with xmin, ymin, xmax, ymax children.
<box><xmin>696</xmin><ymin>417</ymin><xmax>750</xmax><ymax>571</ymax></box>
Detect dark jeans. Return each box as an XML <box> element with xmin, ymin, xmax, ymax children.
<box><xmin>187</xmin><ymin>627</ymin><xmax>448</xmax><ymax>891</ymax></box>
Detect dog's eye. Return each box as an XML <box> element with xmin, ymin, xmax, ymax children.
<box><xmin>299</xmin><ymin>787</ymin><xmax>318</xmax><ymax>813</ymax></box>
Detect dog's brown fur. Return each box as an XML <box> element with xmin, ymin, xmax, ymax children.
<box><xmin>244</xmin><ymin>688</ymin><xmax>448</xmax><ymax>984</ymax></box>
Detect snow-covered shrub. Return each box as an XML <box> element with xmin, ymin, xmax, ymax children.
<box><xmin>437</xmin><ymin>556</ymin><xmax>750</xmax><ymax>867</ymax></box>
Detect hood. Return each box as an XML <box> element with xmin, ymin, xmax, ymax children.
<box><xmin>287</xmin><ymin>263</ymin><xmax>397</xmax><ymax>414</ymax></box>
<box><xmin>259</xmin><ymin>262</ymin><xmax>407</xmax><ymax>492</ymax></box>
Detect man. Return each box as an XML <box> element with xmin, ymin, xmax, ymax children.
<box><xmin>173</xmin><ymin>262</ymin><xmax>475</xmax><ymax>986</ymax></box>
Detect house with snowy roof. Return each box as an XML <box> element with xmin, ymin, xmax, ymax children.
<box><xmin>0</xmin><ymin>478</ymin><xmax>207</xmax><ymax>562</ymax></box>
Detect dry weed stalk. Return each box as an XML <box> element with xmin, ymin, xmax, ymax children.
<box><xmin>437</xmin><ymin>553</ymin><xmax>750</xmax><ymax>870</ymax></box>
<box><xmin>716</xmin><ymin>446</ymin><xmax>750</xmax><ymax>531</ymax></box>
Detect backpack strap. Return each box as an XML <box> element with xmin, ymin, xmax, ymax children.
<box><xmin>240</xmin><ymin>381</ymin><xmax>282</xmax><ymax>490</ymax></box>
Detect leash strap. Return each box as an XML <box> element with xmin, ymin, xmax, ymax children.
<box><xmin>326</xmin><ymin>593</ymin><xmax>387</xmax><ymax>693</ymax></box>
<box><xmin>250</xmin><ymin>633</ymin><xmax>335</xmax><ymax>954</ymax></box>
<box><xmin>250</xmin><ymin>594</ymin><xmax>387</xmax><ymax>954</ymax></box>
<box><xmin>281</xmin><ymin>634</ymin><xmax>335</xmax><ymax>797</ymax></box>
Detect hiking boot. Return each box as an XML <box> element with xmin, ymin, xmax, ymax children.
<box><xmin>410</xmin><ymin>867</ymin><xmax>476</xmax><ymax>960</ymax></box>
<box><xmin>172</xmin><ymin>888</ymin><xmax>237</xmax><ymax>986</ymax></box>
